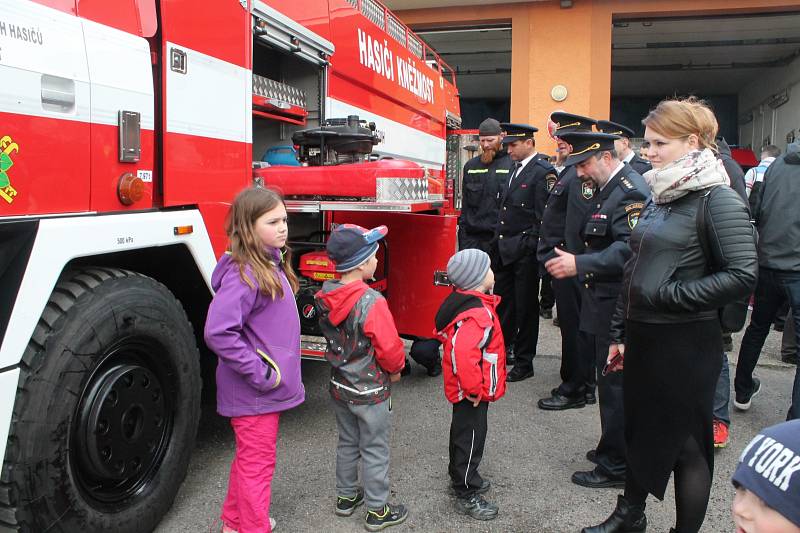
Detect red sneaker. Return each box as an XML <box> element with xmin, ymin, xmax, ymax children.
<box><xmin>713</xmin><ymin>419</ymin><xmax>729</xmax><ymax>449</ymax></box>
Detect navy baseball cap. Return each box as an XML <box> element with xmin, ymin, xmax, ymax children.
<box><xmin>326</xmin><ymin>224</ymin><xmax>388</xmax><ymax>272</ymax></box>
<box><xmin>732</xmin><ymin>420</ymin><xmax>800</xmax><ymax>528</ymax></box>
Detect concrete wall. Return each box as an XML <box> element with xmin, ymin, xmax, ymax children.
<box><xmin>738</xmin><ymin>55</ymin><xmax>800</xmax><ymax>153</ymax></box>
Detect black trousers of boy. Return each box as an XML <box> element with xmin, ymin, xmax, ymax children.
<box><xmin>449</xmin><ymin>399</ymin><xmax>489</xmax><ymax>498</ymax></box>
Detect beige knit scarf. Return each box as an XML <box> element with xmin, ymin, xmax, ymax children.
<box><xmin>644</xmin><ymin>148</ymin><xmax>730</xmax><ymax>204</ymax></box>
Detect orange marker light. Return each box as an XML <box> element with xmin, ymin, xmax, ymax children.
<box><xmin>117</xmin><ymin>173</ymin><xmax>145</xmax><ymax>206</ymax></box>
<box><xmin>173</xmin><ymin>225</ymin><xmax>194</xmax><ymax>236</ymax></box>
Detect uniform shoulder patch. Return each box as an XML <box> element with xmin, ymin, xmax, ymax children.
<box><xmin>534</xmin><ymin>158</ymin><xmax>555</xmax><ymax>172</ymax></box>
<box><xmin>545</xmin><ymin>173</ymin><xmax>558</xmax><ymax>192</ymax></box>
<box><xmin>625</xmin><ymin>201</ymin><xmax>644</xmax><ymax>229</ymax></box>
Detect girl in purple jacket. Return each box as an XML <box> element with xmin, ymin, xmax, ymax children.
<box><xmin>205</xmin><ymin>187</ymin><xmax>305</xmax><ymax>533</ymax></box>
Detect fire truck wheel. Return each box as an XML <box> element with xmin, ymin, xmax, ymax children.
<box><xmin>0</xmin><ymin>268</ymin><xmax>201</xmax><ymax>533</ymax></box>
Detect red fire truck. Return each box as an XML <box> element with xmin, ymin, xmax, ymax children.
<box><xmin>0</xmin><ymin>0</ymin><xmax>463</xmax><ymax>530</ymax></box>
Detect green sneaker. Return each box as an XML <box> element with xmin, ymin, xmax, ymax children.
<box><xmin>364</xmin><ymin>503</ymin><xmax>408</xmax><ymax>531</ymax></box>
<box><xmin>336</xmin><ymin>488</ymin><xmax>364</xmax><ymax>517</ymax></box>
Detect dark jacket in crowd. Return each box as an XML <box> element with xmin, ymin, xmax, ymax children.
<box><xmin>627</xmin><ymin>153</ymin><xmax>652</xmax><ymax>176</ymax></box>
<box><xmin>459</xmin><ymin>152</ymin><xmax>512</xmax><ymax>252</ymax></box>
<box><xmin>565</xmin><ymin>166</ymin><xmax>598</xmax><ymax>255</ymax></box>
<box><xmin>717</xmin><ymin>138</ymin><xmax>748</xmax><ymax>204</ymax></box>
<box><xmin>315</xmin><ymin>279</ymin><xmax>405</xmax><ymax>404</ymax></box>
<box><xmin>610</xmin><ymin>186</ymin><xmax>758</xmax><ymax>342</ymax></box>
<box><xmin>495</xmin><ymin>155</ymin><xmax>556</xmax><ymax>265</ymax></box>
<box><xmin>751</xmin><ymin>142</ymin><xmax>800</xmax><ymax>272</ymax></box>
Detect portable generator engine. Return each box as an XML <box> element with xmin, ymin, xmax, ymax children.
<box><xmin>295</xmin><ymin>248</ymin><xmax>388</xmax><ymax>336</ymax></box>
<box><xmin>292</xmin><ymin>115</ymin><xmax>381</xmax><ymax>166</ymax></box>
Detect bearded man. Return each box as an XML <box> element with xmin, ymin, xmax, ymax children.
<box><xmin>458</xmin><ymin>118</ymin><xmax>513</xmax><ymax>254</ymax></box>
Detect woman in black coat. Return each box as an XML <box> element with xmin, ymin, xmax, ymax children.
<box><xmin>582</xmin><ymin>98</ymin><xmax>758</xmax><ymax>533</ymax></box>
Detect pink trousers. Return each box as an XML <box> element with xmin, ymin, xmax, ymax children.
<box><xmin>221</xmin><ymin>412</ymin><xmax>280</xmax><ymax>533</ymax></box>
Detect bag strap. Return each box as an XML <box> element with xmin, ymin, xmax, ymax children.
<box><xmin>695</xmin><ymin>187</ymin><xmax>719</xmax><ymax>272</ymax></box>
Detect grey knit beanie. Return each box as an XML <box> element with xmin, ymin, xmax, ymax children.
<box><xmin>447</xmin><ymin>249</ymin><xmax>491</xmax><ymax>291</ymax></box>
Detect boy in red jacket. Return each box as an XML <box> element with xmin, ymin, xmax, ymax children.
<box><xmin>435</xmin><ymin>248</ymin><xmax>507</xmax><ymax>521</ymax></box>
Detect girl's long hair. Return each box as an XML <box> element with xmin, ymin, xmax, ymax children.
<box><xmin>226</xmin><ymin>186</ymin><xmax>299</xmax><ymax>298</ymax></box>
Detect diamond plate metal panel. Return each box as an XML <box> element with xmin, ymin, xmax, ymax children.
<box><xmin>376</xmin><ymin>177</ymin><xmax>429</xmax><ymax>202</ymax></box>
<box><xmin>252</xmin><ymin>74</ymin><xmax>306</xmax><ymax>108</ymax></box>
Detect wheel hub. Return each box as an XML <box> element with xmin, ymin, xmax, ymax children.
<box><xmin>75</xmin><ymin>362</ymin><xmax>169</xmax><ymax>500</ymax></box>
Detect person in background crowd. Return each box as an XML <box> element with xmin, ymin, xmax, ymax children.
<box><xmin>494</xmin><ymin>123</ymin><xmax>556</xmax><ymax>383</ymax></box>
<box><xmin>701</xmin><ymin>134</ymin><xmax>751</xmax><ymax>450</ymax></box>
<box><xmin>435</xmin><ymin>249</ymin><xmax>507</xmax><ymax>521</ymax></box>
<box><xmin>716</xmin><ymin>137</ymin><xmax>749</xmax><ymax>201</ymax></box>
<box><xmin>735</xmin><ymin>142</ymin><xmax>800</xmax><ymax>421</ymax></box>
<box><xmin>597</xmin><ymin>120</ymin><xmax>652</xmax><ymax>176</ymax></box>
<box><xmin>315</xmin><ymin>224</ymin><xmax>409</xmax><ymax>532</ymax></box>
<box><xmin>782</xmin><ymin>310</ymin><xmax>798</xmax><ymax>365</ymax></box>
<box><xmin>745</xmin><ymin>144</ymin><xmax>781</xmax><ymax>200</ymax></box>
<box><xmin>537</xmin><ymin>112</ymin><xmax>599</xmax><ymax>407</ymax></box>
<box><xmin>583</xmin><ymin>98</ymin><xmax>757</xmax><ymax>533</ymax></box>
<box><xmin>205</xmin><ymin>187</ymin><xmax>306</xmax><ymax>533</ymax></box>
<box><xmin>544</xmin><ymin>131</ymin><xmax>648</xmax><ymax>492</ymax></box>
<box><xmin>638</xmin><ymin>141</ymin><xmax>650</xmax><ymax>160</ymax></box>
<box><xmin>731</xmin><ymin>420</ymin><xmax>800</xmax><ymax>533</ymax></box>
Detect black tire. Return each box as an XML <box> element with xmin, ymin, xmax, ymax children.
<box><xmin>0</xmin><ymin>268</ymin><xmax>202</xmax><ymax>532</ymax></box>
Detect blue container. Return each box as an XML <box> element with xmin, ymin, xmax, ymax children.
<box><xmin>262</xmin><ymin>145</ymin><xmax>300</xmax><ymax>166</ymax></box>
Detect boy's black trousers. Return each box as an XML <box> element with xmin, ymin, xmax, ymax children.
<box><xmin>448</xmin><ymin>399</ymin><xmax>489</xmax><ymax>498</ymax></box>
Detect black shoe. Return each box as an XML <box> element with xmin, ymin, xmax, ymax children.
<box><xmin>400</xmin><ymin>358</ymin><xmax>412</xmax><ymax>377</ymax></box>
<box><xmin>449</xmin><ymin>479</ymin><xmax>491</xmax><ymax>496</ymax></box>
<box><xmin>586</xmin><ymin>449</ymin><xmax>598</xmax><ymax>464</ymax></box>
<box><xmin>571</xmin><ymin>468</ymin><xmax>625</xmax><ymax>489</ymax></box>
<box><xmin>538</xmin><ymin>392</ymin><xmax>586</xmax><ymax>411</ymax></box>
<box><xmin>507</xmin><ymin>365</ymin><xmax>534</xmax><ymax>382</ymax></box>
<box><xmin>585</xmin><ymin>390</ymin><xmax>597</xmax><ymax>405</ymax></box>
<box><xmin>553</xmin><ymin>316</ymin><xmax>560</xmax><ymax>327</ymax></box>
<box><xmin>581</xmin><ymin>495</ymin><xmax>647</xmax><ymax>533</ymax></box>
<box><xmin>426</xmin><ymin>363</ymin><xmax>442</xmax><ymax>377</ymax></box>
<box><xmin>774</xmin><ymin>322</ymin><xmax>785</xmax><ymax>332</ymax></box>
<box><xmin>782</xmin><ymin>354</ymin><xmax>799</xmax><ymax>365</ymax></box>
<box><xmin>364</xmin><ymin>503</ymin><xmax>408</xmax><ymax>531</ymax></box>
<box><xmin>540</xmin><ymin>308</ymin><xmax>553</xmax><ymax>319</ymax></box>
<box><xmin>454</xmin><ymin>494</ymin><xmax>498</xmax><ymax>521</ymax></box>
<box><xmin>734</xmin><ymin>377</ymin><xmax>761</xmax><ymax>411</ymax></box>
<box><xmin>336</xmin><ymin>488</ymin><xmax>364</xmax><ymax>517</ymax></box>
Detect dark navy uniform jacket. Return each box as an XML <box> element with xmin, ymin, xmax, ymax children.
<box><xmin>496</xmin><ymin>154</ymin><xmax>557</xmax><ymax>266</ymax></box>
<box><xmin>574</xmin><ymin>164</ymin><xmax>650</xmax><ymax>335</ymax></box>
<box><xmin>626</xmin><ymin>154</ymin><xmax>652</xmax><ymax>176</ymax></box>
<box><xmin>459</xmin><ymin>152</ymin><xmax>513</xmax><ymax>252</ymax></box>
<box><xmin>565</xmin><ymin>168</ymin><xmax>599</xmax><ymax>255</ymax></box>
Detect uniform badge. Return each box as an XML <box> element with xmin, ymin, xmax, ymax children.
<box><xmin>0</xmin><ymin>135</ymin><xmax>20</xmax><ymax>205</ymax></box>
<box><xmin>581</xmin><ymin>180</ymin><xmax>594</xmax><ymax>200</ymax></box>
<box><xmin>546</xmin><ymin>173</ymin><xmax>557</xmax><ymax>192</ymax></box>
<box><xmin>625</xmin><ymin>202</ymin><xmax>644</xmax><ymax>229</ymax></box>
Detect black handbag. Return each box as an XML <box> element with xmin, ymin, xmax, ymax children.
<box><xmin>695</xmin><ymin>187</ymin><xmax>754</xmax><ymax>333</ymax></box>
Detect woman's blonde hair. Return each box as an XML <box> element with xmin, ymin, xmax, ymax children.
<box><xmin>642</xmin><ymin>97</ymin><xmax>719</xmax><ymax>151</ymax></box>
<box><xmin>226</xmin><ymin>186</ymin><xmax>299</xmax><ymax>299</ymax></box>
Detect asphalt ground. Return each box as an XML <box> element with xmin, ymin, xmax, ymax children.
<box><xmin>155</xmin><ymin>316</ymin><xmax>796</xmax><ymax>533</ymax></box>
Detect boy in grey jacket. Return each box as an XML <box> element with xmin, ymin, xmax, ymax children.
<box><xmin>315</xmin><ymin>224</ymin><xmax>408</xmax><ymax>531</ymax></box>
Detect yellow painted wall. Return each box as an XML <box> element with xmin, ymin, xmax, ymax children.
<box><xmin>397</xmin><ymin>0</ymin><xmax>800</xmax><ymax>153</ymax></box>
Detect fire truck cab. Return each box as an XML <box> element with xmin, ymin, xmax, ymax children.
<box><xmin>0</xmin><ymin>0</ymin><xmax>461</xmax><ymax>531</ymax></box>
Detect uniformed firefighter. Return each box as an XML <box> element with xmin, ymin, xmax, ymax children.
<box><xmin>544</xmin><ymin>131</ymin><xmax>650</xmax><ymax>489</ymax></box>
<box><xmin>458</xmin><ymin>118</ymin><xmax>513</xmax><ymax>253</ymax></box>
<box><xmin>494</xmin><ymin>123</ymin><xmax>556</xmax><ymax>382</ymax></box>
<box><xmin>537</xmin><ymin>112</ymin><xmax>599</xmax><ymax>409</ymax></box>
<box><xmin>597</xmin><ymin>120</ymin><xmax>652</xmax><ymax>176</ymax></box>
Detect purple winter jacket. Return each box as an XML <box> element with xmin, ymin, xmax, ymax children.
<box><xmin>204</xmin><ymin>251</ymin><xmax>305</xmax><ymax>418</ymax></box>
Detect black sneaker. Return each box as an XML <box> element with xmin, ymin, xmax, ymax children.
<box><xmin>364</xmin><ymin>503</ymin><xmax>408</xmax><ymax>531</ymax></box>
<box><xmin>455</xmin><ymin>494</ymin><xmax>498</xmax><ymax>521</ymax></box>
<box><xmin>734</xmin><ymin>377</ymin><xmax>761</xmax><ymax>411</ymax></box>
<box><xmin>449</xmin><ymin>479</ymin><xmax>491</xmax><ymax>496</ymax></box>
<box><xmin>336</xmin><ymin>488</ymin><xmax>364</xmax><ymax>517</ymax></box>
